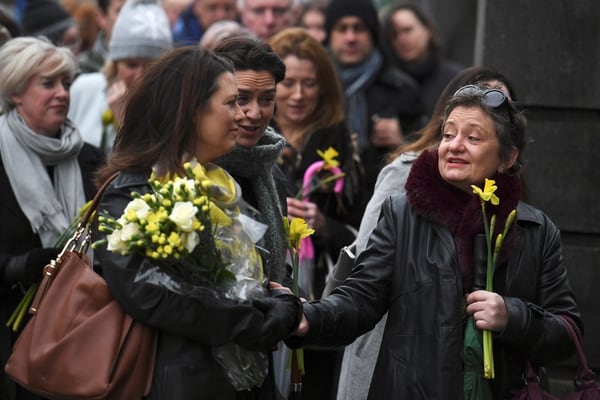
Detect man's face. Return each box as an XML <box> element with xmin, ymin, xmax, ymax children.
<box><xmin>328</xmin><ymin>16</ymin><xmax>374</xmax><ymax>66</ymax></box>
<box><xmin>239</xmin><ymin>0</ymin><xmax>294</xmax><ymax>41</ymax></box>
<box><xmin>194</xmin><ymin>0</ymin><xmax>238</xmax><ymax>29</ymax></box>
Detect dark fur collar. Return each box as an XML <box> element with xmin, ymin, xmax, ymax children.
<box><xmin>405</xmin><ymin>149</ymin><xmax>521</xmax><ymax>289</ymax></box>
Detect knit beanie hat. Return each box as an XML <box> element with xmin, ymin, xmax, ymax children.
<box><xmin>324</xmin><ymin>0</ymin><xmax>380</xmax><ymax>45</ymax></box>
<box><xmin>108</xmin><ymin>0</ymin><xmax>173</xmax><ymax>61</ymax></box>
<box><xmin>21</xmin><ymin>0</ymin><xmax>74</xmax><ymax>44</ymax></box>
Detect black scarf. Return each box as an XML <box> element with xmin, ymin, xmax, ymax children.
<box><xmin>405</xmin><ymin>149</ymin><xmax>521</xmax><ymax>289</ymax></box>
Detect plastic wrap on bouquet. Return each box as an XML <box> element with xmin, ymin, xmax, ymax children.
<box><xmin>212</xmin><ymin>342</ymin><xmax>269</xmax><ymax>391</ymax></box>
<box><xmin>135</xmin><ymin>263</ymin><xmax>269</xmax><ymax>390</ymax></box>
<box><xmin>133</xmin><ymin>208</ymin><xmax>270</xmax><ymax>391</ymax></box>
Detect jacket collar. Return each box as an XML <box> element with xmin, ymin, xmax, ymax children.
<box><xmin>405</xmin><ymin>149</ymin><xmax>522</xmax><ymax>289</ymax></box>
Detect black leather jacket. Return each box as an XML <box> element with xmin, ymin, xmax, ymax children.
<box><xmin>292</xmin><ymin>194</ymin><xmax>581</xmax><ymax>399</ymax></box>
<box><xmin>93</xmin><ymin>171</ymin><xmax>295</xmax><ymax>400</ymax></box>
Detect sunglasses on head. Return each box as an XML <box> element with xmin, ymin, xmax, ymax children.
<box><xmin>453</xmin><ymin>84</ymin><xmax>507</xmax><ymax>108</ymax></box>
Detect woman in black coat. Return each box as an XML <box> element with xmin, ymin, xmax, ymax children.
<box><xmin>0</xmin><ymin>37</ymin><xmax>104</xmax><ymax>400</ymax></box>
<box><xmin>93</xmin><ymin>46</ymin><xmax>301</xmax><ymax>400</ymax></box>
<box><xmin>289</xmin><ymin>86</ymin><xmax>581</xmax><ymax>399</ymax></box>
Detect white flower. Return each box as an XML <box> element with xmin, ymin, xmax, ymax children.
<box><xmin>182</xmin><ymin>231</ymin><xmax>200</xmax><ymax>253</ymax></box>
<box><xmin>123</xmin><ymin>198</ymin><xmax>151</xmax><ymax>220</ymax></box>
<box><xmin>106</xmin><ymin>230</ymin><xmax>128</xmax><ymax>254</ymax></box>
<box><xmin>173</xmin><ymin>178</ymin><xmax>197</xmax><ymax>198</ymax></box>
<box><xmin>169</xmin><ymin>202</ymin><xmax>198</xmax><ymax>232</ymax></box>
<box><xmin>120</xmin><ymin>222</ymin><xmax>140</xmax><ymax>241</ymax></box>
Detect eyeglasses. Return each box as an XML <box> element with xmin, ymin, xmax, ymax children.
<box><xmin>453</xmin><ymin>84</ymin><xmax>507</xmax><ymax>108</ymax></box>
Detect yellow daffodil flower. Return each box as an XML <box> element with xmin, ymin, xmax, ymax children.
<box><xmin>284</xmin><ymin>217</ymin><xmax>315</xmax><ymax>251</ymax></box>
<box><xmin>471</xmin><ymin>178</ymin><xmax>500</xmax><ymax>205</ymax></box>
<box><xmin>316</xmin><ymin>147</ymin><xmax>341</xmax><ymax>169</ymax></box>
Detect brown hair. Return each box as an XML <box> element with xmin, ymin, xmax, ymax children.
<box><xmin>269</xmin><ymin>27</ymin><xmax>345</xmax><ymax>148</ymax></box>
<box><xmin>96</xmin><ymin>46</ymin><xmax>234</xmax><ymax>184</ymax></box>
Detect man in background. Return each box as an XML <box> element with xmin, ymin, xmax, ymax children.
<box><xmin>238</xmin><ymin>0</ymin><xmax>298</xmax><ymax>42</ymax></box>
<box><xmin>325</xmin><ymin>0</ymin><xmax>426</xmax><ymax>199</ymax></box>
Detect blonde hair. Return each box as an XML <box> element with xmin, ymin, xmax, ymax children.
<box><xmin>0</xmin><ymin>36</ymin><xmax>78</xmax><ymax>112</ymax></box>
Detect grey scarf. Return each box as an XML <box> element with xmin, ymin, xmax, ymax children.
<box><xmin>216</xmin><ymin>127</ymin><xmax>287</xmax><ymax>283</ymax></box>
<box><xmin>0</xmin><ymin>109</ymin><xmax>85</xmax><ymax>246</ymax></box>
<box><xmin>337</xmin><ymin>49</ymin><xmax>383</xmax><ymax>151</ymax></box>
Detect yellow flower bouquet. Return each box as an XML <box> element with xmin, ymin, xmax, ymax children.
<box><xmin>93</xmin><ymin>160</ymin><xmax>270</xmax><ymax>390</ymax></box>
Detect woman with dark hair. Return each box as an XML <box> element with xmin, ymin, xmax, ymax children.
<box><xmin>289</xmin><ymin>75</ymin><xmax>581</xmax><ymax>399</ymax></box>
<box><xmin>382</xmin><ymin>3</ymin><xmax>463</xmax><ymax>117</ymax></box>
<box><xmin>332</xmin><ymin>66</ymin><xmax>532</xmax><ymax>400</ymax></box>
<box><xmin>94</xmin><ymin>46</ymin><xmax>302</xmax><ymax>400</ymax></box>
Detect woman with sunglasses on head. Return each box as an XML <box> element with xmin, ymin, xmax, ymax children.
<box><xmin>286</xmin><ymin>74</ymin><xmax>581</xmax><ymax>399</ymax></box>
<box><xmin>335</xmin><ymin>65</ymin><xmax>524</xmax><ymax>400</ymax></box>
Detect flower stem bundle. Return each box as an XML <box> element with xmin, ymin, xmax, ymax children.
<box><xmin>471</xmin><ymin>179</ymin><xmax>517</xmax><ymax>380</ymax></box>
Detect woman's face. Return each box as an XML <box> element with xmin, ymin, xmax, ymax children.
<box><xmin>234</xmin><ymin>70</ymin><xmax>277</xmax><ymax>147</ymax></box>
<box><xmin>389</xmin><ymin>9</ymin><xmax>431</xmax><ymax>63</ymax></box>
<box><xmin>11</xmin><ymin>67</ymin><xmax>71</xmax><ymax>137</ymax></box>
<box><xmin>276</xmin><ymin>55</ymin><xmax>320</xmax><ymax>128</ymax></box>
<box><xmin>438</xmin><ymin>105</ymin><xmax>517</xmax><ymax>192</ymax></box>
<box><xmin>116</xmin><ymin>58</ymin><xmax>153</xmax><ymax>89</ymax></box>
<box><xmin>194</xmin><ymin>72</ymin><xmax>243</xmax><ymax>164</ymax></box>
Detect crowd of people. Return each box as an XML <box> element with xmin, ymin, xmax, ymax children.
<box><xmin>0</xmin><ymin>1</ymin><xmax>583</xmax><ymax>400</ymax></box>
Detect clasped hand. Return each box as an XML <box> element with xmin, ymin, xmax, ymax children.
<box><xmin>465</xmin><ymin>290</ymin><xmax>508</xmax><ymax>332</ymax></box>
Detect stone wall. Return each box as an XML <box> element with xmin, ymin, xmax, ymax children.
<box><xmin>474</xmin><ymin>0</ymin><xmax>600</xmax><ymax>387</ymax></box>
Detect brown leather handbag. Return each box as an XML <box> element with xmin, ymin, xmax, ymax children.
<box><xmin>5</xmin><ymin>175</ymin><xmax>157</xmax><ymax>400</ymax></box>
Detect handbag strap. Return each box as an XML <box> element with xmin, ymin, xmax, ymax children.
<box><xmin>557</xmin><ymin>315</ymin><xmax>597</xmax><ymax>383</ymax></box>
<box><xmin>80</xmin><ymin>172</ymin><xmax>120</xmax><ymax>227</ymax></box>
<box><xmin>29</xmin><ymin>173</ymin><xmax>118</xmax><ymax>314</ymax></box>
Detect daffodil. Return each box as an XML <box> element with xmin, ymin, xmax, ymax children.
<box><xmin>296</xmin><ymin>147</ymin><xmax>346</xmax><ymax>199</ymax></box>
<box><xmin>286</xmin><ymin>217</ymin><xmax>315</xmax><ymax>251</ymax></box>
<box><xmin>470</xmin><ymin>178</ymin><xmax>517</xmax><ymax>380</ymax></box>
<box><xmin>283</xmin><ymin>216</ymin><xmax>315</xmax><ymax>382</ymax></box>
<box><xmin>471</xmin><ymin>178</ymin><xmax>499</xmax><ymax>205</ymax></box>
<box><xmin>317</xmin><ymin>147</ymin><xmax>341</xmax><ymax>169</ymax></box>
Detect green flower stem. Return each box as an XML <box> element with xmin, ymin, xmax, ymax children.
<box><xmin>6</xmin><ymin>283</ymin><xmax>37</xmax><ymax>332</ymax></box>
<box><xmin>480</xmin><ymin>200</ymin><xmax>495</xmax><ymax>379</ymax></box>
<box><xmin>288</xmin><ymin>250</ymin><xmax>305</xmax><ymax>378</ymax></box>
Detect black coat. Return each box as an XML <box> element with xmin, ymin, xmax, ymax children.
<box><xmin>0</xmin><ymin>143</ymin><xmax>104</xmax><ymax>400</ymax></box>
<box><xmin>92</xmin><ymin>171</ymin><xmax>288</xmax><ymax>400</ymax></box>
<box><xmin>362</xmin><ymin>64</ymin><xmax>426</xmax><ymax>196</ymax></box>
<box><xmin>290</xmin><ymin>194</ymin><xmax>581</xmax><ymax>399</ymax></box>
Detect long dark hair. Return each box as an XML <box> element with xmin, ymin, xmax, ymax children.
<box><xmin>96</xmin><ymin>46</ymin><xmax>234</xmax><ymax>183</ymax></box>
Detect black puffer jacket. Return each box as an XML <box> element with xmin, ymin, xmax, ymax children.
<box><xmin>290</xmin><ymin>192</ymin><xmax>581</xmax><ymax>399</ymax></box>
<box><xmin>93</xmin><ymin>171</ymin><xmax>301</xmax><ymax>400</ymax></box>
